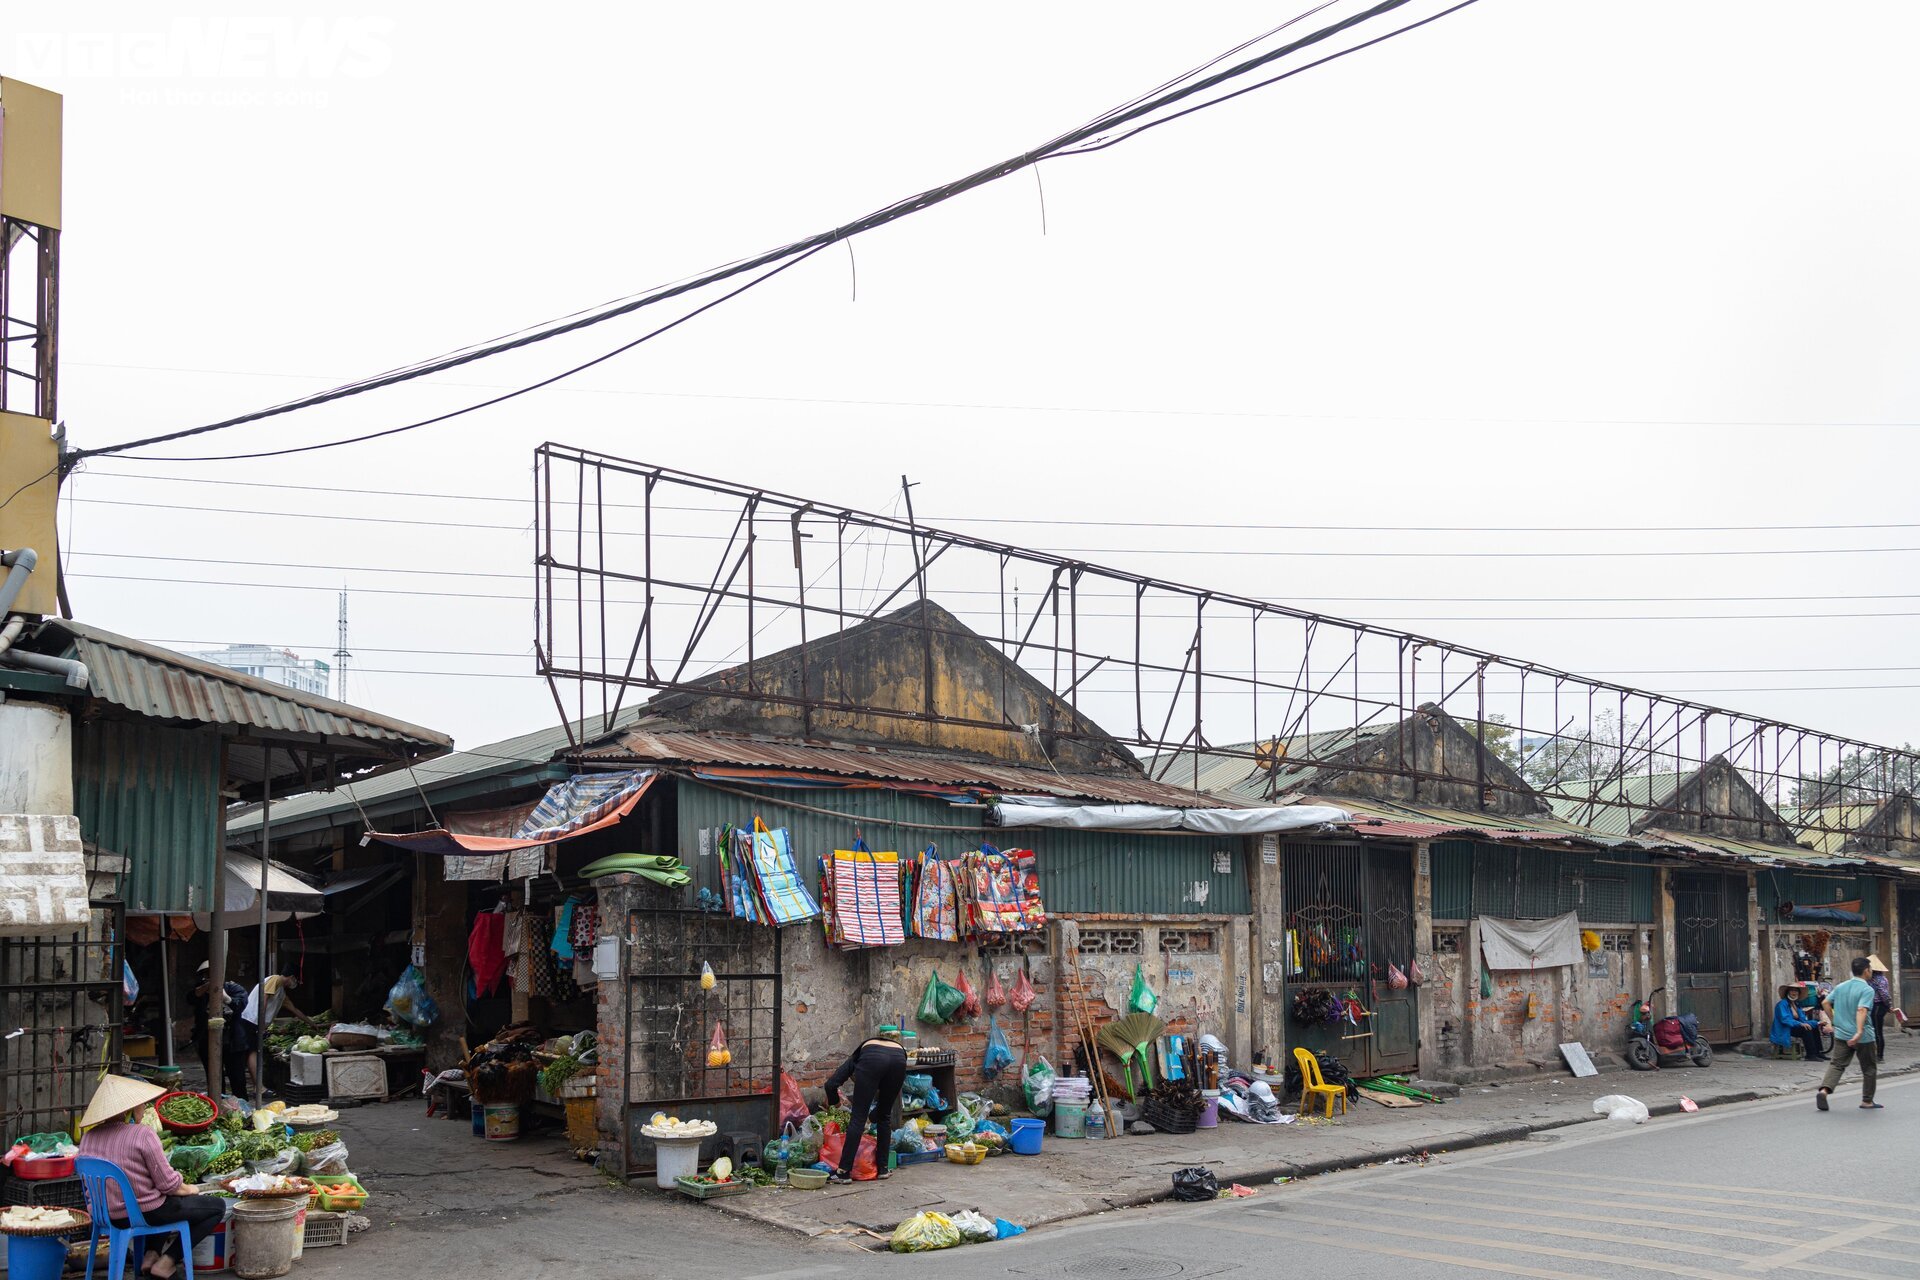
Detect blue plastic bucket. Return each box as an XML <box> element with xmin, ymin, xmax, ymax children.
<box><xmin>1009</xmin><ymin>1117</ymin><xmax>1044</xmax><ymax>1155</ymax></box>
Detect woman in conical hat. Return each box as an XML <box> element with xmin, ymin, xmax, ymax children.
<box><xmin>76</xmin><ymin>1077</ymin><xmax>225</xmax><ymax>1278</ymax></box>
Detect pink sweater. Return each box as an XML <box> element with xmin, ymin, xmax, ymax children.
<box><xmin>78</xmin><ymin>1120</ymin><xmax>183</xmax><ymax>1216</ymax></box>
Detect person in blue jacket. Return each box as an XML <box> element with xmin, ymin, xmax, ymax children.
<box><xmin>1771</xmin><ymin>981</ymin><xmax>1826</xmax><ymax>1061</ymax></box>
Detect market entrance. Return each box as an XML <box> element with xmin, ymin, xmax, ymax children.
<box><xmin>1900</xmin><ymin>885</ymin><xmax>1920</xmax><ymax>1014</ymax></box>
<box><xmin>1672</xmin><ymin>869</ymin><xmax>1752</xmax><ymax>1044</ymax></box>
<box><xmin>1281</xmin><ymin>841</ymin><xmax>1417</xmax><ymax>1078</ymax></box>
<box><xmin>622</xmin><ymin>906</ymin><xmax>781</xmax><ymax>1177</ymax></box>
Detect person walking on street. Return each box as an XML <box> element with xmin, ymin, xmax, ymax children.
<box><xmin>1815</xmin><ymin>957</ymin><xmax>1880</xmax><ymax>1111</ymax></box>
<box><xmin>822</xmin><ymin>1026</ymin><xmax>908</xmax><ymax>1184</ymax></box>
<box><xmin>1865</xmin><ymin>954</ymin><xmax>1893</xmax><ymax>1063</ymax></box>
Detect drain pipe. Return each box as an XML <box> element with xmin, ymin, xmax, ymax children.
<box><xmin>0</xmin><ymin>548</ymin><xmax>90</xmax><ymax>688</ymax></box>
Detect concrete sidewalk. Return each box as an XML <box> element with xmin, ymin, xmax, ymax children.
<box><xmin>706</xmin><ymin>1035</ymin><xmax>1919</xmax><ymax>1238</ymax></box>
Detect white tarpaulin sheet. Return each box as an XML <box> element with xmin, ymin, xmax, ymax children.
<box><xmin>1479</xmin><ymin>911</ymin><xmax>1583</xmax><ymax>970</ymax></box>
<box><xmin>991</xmin><ymin>798</ymin><xmax>1349</xmax><ymax>834</ymax></box>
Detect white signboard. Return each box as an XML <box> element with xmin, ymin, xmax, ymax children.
<box><xmin>1559</xmin><ymin>1041</ymin><xmax>1599</xmax><ymax>1078</ymax></box>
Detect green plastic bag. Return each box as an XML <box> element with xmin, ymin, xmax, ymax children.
<box><xmin>1479</xmin><ymin>962</ymin><xmax>1493</xmax><ymax>999</ymax></box>
<box><xmin>1128</xmin><ymin>963</ymin><xmax>1159</xmax><ymax>1015</ymax></box>
<box><xmin>890</xmin><ymin>1210</ymin><xmax>962</xmax><ymax>1253</ymax></box>
<box><xmin>917</xmin><ymin>970</ymin><xmax>966</xmax><ymax>1025</ymax></box>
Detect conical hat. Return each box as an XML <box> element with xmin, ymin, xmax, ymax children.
<box><xmin>81</xmin><ymin>1075</ymin><xmax>168</xmax><ymax>1129</ymax></box>
<box><xmin>1867</xmin><ymin>954</ymin><xmax>1890</xmax><ymax>973</ymax></box>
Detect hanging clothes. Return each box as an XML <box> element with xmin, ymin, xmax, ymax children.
<box><xmin>469</xmin><ymin>912</ymin><xmax>508</xmax><ymax>999</ymax></box>
<box><xmin>552</xmin><ymin>899</ymin><xmax>578</xmax><ymax>961</ymax></box>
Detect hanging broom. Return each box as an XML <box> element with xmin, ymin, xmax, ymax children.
<box><xmin>1097</xmin><ymin>1012</ymin><xmax>1167</xmax><ymax>1099</ymax></box>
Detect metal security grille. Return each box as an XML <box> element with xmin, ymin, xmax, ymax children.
<box><xmin>1673</xmin><ymin>871</ymin><xmax>1748</xmax><ymax>974</ymax></box>
<box><xmin>0</xmin><ymin>902</ymin><xmax>124</xmax><ymax>1137</ymax></box>
<box><xmin>1285</xmin><ymin>844</ymin><xmax>1367</xmax><ymax>985</ymax></box>
<box><xmin>623</xmin><ymin>909</ymin><xmax>779</xmax><ymax>1175</ymax></box>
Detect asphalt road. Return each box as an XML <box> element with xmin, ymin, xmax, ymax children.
<box><xmin>310</xmin><ymin>1069</ymin><xmax>1913</xmax><ymax>1279</ymax></box>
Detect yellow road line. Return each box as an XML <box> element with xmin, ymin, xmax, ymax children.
<box><xmin>1739</xmin><ymin>1222</ymin><xmax>1889</xmax><ymax>1275</ymax></box>
<box><xmin>1339</xmin><ymin>1188</ymin><xmax>1916</xmax><ymax>1268</ymax></box>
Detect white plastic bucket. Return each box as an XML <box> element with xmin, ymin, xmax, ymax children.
<box><xmin>653</xmin><ymin>1134</ymin><xmax>705</xmax><ymax>1189</ymax></box>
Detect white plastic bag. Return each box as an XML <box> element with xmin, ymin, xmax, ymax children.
<box><xmin>950</xmin><ymin>1209</ymin><xmax>997</xmax><ymax>1244</ymax></box>
<box><xmin>303</xmin><ymin>1142</ymin><xmax>349</xmax><ymax>1176</ymax></box>
<box><xmin>248</xmin><ymin>1148</ymin><xmax>301</xmax><ymax>1176</ymax></box>
<box><xmin>1592</xmin><ymin>1094</ymin><xmax>1649</xmax><ymax>1124</ymax></box>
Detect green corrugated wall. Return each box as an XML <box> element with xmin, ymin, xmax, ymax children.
<box><xmin>1429</xmin><ymin>839</ymin><xmax>1655</xmax><ymax>923</ymax></box>
<box><xmin>1756</xmin><ymin>868</ymin><xmax>1882</xmax><ymax>920</ymax></box>
<box><xmin>72</xmin><ymin>718</ymin><xmax>223</xmax><ymax>913</ymax></box>
<box><xmin>671</xmin><ymin>779</ymin><xmax>1249</xmax><ymax>916</ymax></box>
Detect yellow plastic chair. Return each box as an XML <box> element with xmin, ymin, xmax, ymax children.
<box><xmin>1294</xmin><ymin>1047</ymin><xmax>1347</xmax><ymax>1117</ymax></box>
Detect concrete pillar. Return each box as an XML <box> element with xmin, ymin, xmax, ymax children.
<box><xmin>1747</xmin><ymin>872</ymin><xmax>1765</xmax><ymax>1040</ymax></box>
<box><xmin>1657</xmin><ymin>866</ymin><xmax>1678</xmax><ymax>1014</ymax></box>
<box><xmin>1254</xmin><ymin>835</ymin><xmax>1286</xmax><ymax>1067</ymax></box>
<box><xmin>1463</xmin><ymin>910</ymin><xmax>1483</xmax><ymax>1066</ymax></box>
<box><xmin>1412</xmin><ymin>840</ymin><xmax>1434</xmax><ymax>1071</ymax></box>
<box><xmin>1883</xmin><ymin>878</ymin><xmax>1901</xmax><ymax>1009</ymax></box>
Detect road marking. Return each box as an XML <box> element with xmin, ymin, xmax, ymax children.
<box><xmin>1739</xmin><ymin>1222</ymin><xmax>1889</xmax><ymax>1274</ymax></box>
<box><xmin>1326</xmin><ymin>1197</ymin><xmax>1894</xmax><ymax>1280</ymax></box>
<box><xmin>1338</xmin><ymin>1187</ymin><xmax>1915</xmax><ymax>1268</ymax></box>
<box><xmin>1438</xmin><ymin>1171</ymin><xmax>1909</xmax><ymax>1227</ymax></box>
<box><xmin>1490</xmin><ymin>1164</ymin><xmax>1903</xmax><ymax>1210</ymax></box>
<box><xmin>1213</xmin><ymin>1218</ymin><xmax>1604</xmax><ymax>1280</ymax></box>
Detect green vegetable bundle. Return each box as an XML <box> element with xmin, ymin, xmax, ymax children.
<box><xmin>156</xmin><ymin>1094</ymin><xmax>215</xmax><ymax>1126</ymax></box>
<box><xmin>206</xmin><ymin>1151</ymin><xmax>244</xmax><ymax>1176</ymax></box>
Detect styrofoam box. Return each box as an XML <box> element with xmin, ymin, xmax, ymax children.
<box><xmin>325</xmin><ymin>1051</ymin><xmax>387</xmax><ymax>1101</ymax></box>
<box><xmin>290</xmin><ymin>1051</ymin><xmax>326</xmax><ymax>1087</ymax></box>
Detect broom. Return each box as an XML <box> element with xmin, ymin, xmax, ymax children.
<box><xmin>1097</xmin><ymin>1012</ymin><xmax>1167</xmax><ymax>1098</ymax></box>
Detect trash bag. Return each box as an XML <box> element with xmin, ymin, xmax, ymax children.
<box><xmin>777</xmin><ymin>1070</ymin><xmax>808</xmax><ymax>1130</ymax></box>
<box><xmin>917</xmin><ymin>970</ymin><xmax>967</xmax><ymax>1025</ymax></box>
<box><xmin>384</xmin><ymin>964</ymin><xmax>441</xmax><ymax>1027</ymax></box>
<box><xmin>950</xmin><ymin>1209</ymin><xmax>997</xmax><ymax>1243</ymax></box>
<box><xmin>994</xmin><ymin>1218</ymin><xmax>1027</xmax><ymax>1240</ymax></box>
<box><xmin>818</xmin><ymin>1122</ymin><xmax>880</xmax><ymax>1180</ymax></box>
<box><xmin>1023</xmin><ymin>1056</ymin><xmax>1057</xmax><ymax>1115</ymax></box>
<box><xmin>955</xmin><ymin>968</ymin><xmax>980</xmax><ymax>1020</ymax></box>
<box><xmin>1171</xmin><ymin>1166</ymin><xmax>1220</xmax><ymax>1202</ymax></box>
<box><xmin>302</xmin><ymin>1142</ymin><xmax>350</xmax><ymax>1176</ymax></box>
<box><xmin>890</xmin><ymin>1211</ymin><xmax>962</xmax><ymax>1253</ymax></box>
<box><xmin>1592</xmin><ymin>1094</ymin><xmax>1649</xmax><ymax>1124</ymax></box>
<box><xmin>983</xmin><ymin>1015</ymin><xmax>1015</xmax><ymax>1078</ymax></box>
<box><xmin>1010</xmin><ymin>965</ymin><xmax>1037</xmax><ymax>1013</ymax></box>
<box><xmin>984</xmin><ymin>966</ymin><xmax>1008</xmax><ymax>1009</ymax></box>
<box><xmin>1129</xmin><ymin>964</ymin><xmax>1159</xmax><ymax>1015</ymax></box>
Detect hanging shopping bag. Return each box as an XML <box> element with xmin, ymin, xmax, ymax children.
<box><xmin>955</xmin><ymin>968</ymin><xmax>981</xmax><ymax>1020</ymax></box>
<box><xmin>1010</xmin><ymin>962</ymin><xmax>1037</xmax><ymax>1013</ymax></box>
<box><xmin>983</xmin><ymin>1016</ymin><xmax>1015</xmax><ymax>1078</ymax></box>
<box><xmin>918</xmin><ymin>971</ymin><xmax>966</xmax><ymax>1025</ymax></box>
<box><xmin>1128</xmin><ymin>963</ymin><xmax>1159</xmax><ymax>1015</ymax></box>
<box><xmin>984</xmin><ymin>965</ymin><xmax>1008</xmax><ymax>1009</ymax></box>
<box><xmin>707</xmin><ymin>1021</ymin><xmax>732</xmax><ymax>1068</ymax></box>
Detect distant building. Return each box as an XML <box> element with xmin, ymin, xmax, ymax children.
<box><xmin>187</xmin><ymin>643</ymin><xmax>332</xmax><ymax>697</ymax></box>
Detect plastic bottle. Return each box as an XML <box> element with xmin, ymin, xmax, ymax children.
<box><xmin>1085</xmin><ymin>1099</ymin><xmax>1107</xmax><ymax>1140</ymax></box>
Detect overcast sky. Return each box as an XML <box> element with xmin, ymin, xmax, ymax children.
<box><xmin>14</xmin><ymin>0</ymin><xmax>1920</xmax><ymax>763</ymax></box>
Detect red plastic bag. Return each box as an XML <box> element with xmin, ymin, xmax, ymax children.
<box><xmin>955</xmin><ymin>968</ymin><xmax>980</xmax><ymax>1020</ymax></box>
<box><xmin>777</xmin><ymin>1070</ymin><xmax>808</xmax><ymax>1131</ymax></box>
<box><xmin>984</xmin><ymin>966</ymin><xmax>1008</xmax><ymax>1009</ymax></box>
<box><xmin>1010</xmin><ymin>965</ymin><xmax>1036</xmax><ymax>1013</ymax></box>
<box><xmin>818</xmin><ymin>1121</ymin><xmax>880</xmax><ymax>1181</ymax></box>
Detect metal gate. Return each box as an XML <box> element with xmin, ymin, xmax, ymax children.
<box><xmin>1281</xmin><ymin>842</ymin><xmax>1417</xmax><ymax>1077</ymax></box>
<box><xmin>622</xmin><ymin>908</ymin><xmax>780</xmax><ymax>1177</ymax></box>
<box><xmin>1</xmin><ymin>901</ymin><xmax>124</xmax><ymax>1137</ymax></box>
<box><xmin>1900</xmin><ymin>886</ymin><xmax>1920</xmax><ymax>1014</ymax></box>
<box><xmin>1672</xmin><ymin>870</ymin><xmax>1752</xmax><ymax>1044</ymax></box>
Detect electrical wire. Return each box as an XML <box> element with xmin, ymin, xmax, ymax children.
<box><xmin>69</xmin><ymin>0</ymin><xmax>1477</xmax><ymax>465</ymax></box>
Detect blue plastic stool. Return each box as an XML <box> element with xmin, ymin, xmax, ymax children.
<box><xmin>74</xmin><ymin>1156</ymin><xmax>196</xmax><ymax>1280</ymax></box>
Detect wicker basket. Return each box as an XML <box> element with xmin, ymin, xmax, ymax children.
<box><xmin>0</xmin><ymin>1209</ymin><xmax>90</xmax><ymax>1238</ymax></box>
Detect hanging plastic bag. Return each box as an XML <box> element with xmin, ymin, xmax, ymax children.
<box><xmin>950</xmin><ymin>1209</ymin><xmax>998</xmax><ymax>1243</ymax></box>
<box><xmin>777</xmin><ymin>1070</ymin><xmax>808</xmax><ymax>1130</ymax></box>
<box><xmin>890</xmin><ymin>1211</ymin><xmax>962</xmax><ymax>1253</ymax></box>
<box><xmin>1010</xmin><ymin>964</ymin><xmax>1037</xmax><ymax>1013</ymax></box>
<box><xmin>984</xmin><ymin>965</ymin><xmax>1008</xmax><ymax>1009</ymax></box>
<box><xmin>385</xmin><ymin>964</ymin><xmax>441</xmax><ymax>1027</ymax></box>
<box><xmin>983</xmin><ymin>1015</ymin><xmax>1015</xmax><ymax>1078</ymax></box>
<box><xmin>917</xmin><ymin>971</ymin><xmax>966</xmax><ymax>1025</ymax></box>
<box><xmin>707</xmin><ymin>1022</ymin><xmax>732</xmax><ymax>1068</ymax></box>
<box><xmin>955</xmin><ymin>968</ymin><xmax>981</xmax><ymax>1020</ymax></box>
<box><xmin>819</xmin><ymin>1122</ymin><xmax>880</xmax><ymax>1180</ymax></box>
<box><xmin>1023</xmin><ymin>1056</ymin><xmax>1056</xmax><ymax>1115</ymax></box>
<box><xmin>699</xmin><ymin>961</ymin><xmax>716</xmax><ymax>992</ymax></box>
<box><xmin>122</xmin><ymin>962</ymin><xmax>140</xmax><ymax>1006</ymax></box>
<box><xmin>1129</xmin><ymin>963</ymin><xmax>1159</xmax><ymax>1015</ymax></box>
<box><xmin>1387</xmin><ymin>963</ymin><xmax>1409</xmax><ymax>991</ymax></box>
<box><xmin>1171</xmin><ymin>1166</ymin><xmax>1220</xmax><ymax>1202</ymax></box>
<box><xmin>1408</xmin><ymin>958</ymin><xmax>1424</xmax><ymax>985</ymax></box>
<box><xmin>1480</xmin><ymin>962</ymin><xmax>1493</xmax><ymax>999</ymax></box>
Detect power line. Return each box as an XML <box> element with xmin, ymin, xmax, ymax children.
<box><xmin>65</xmin><ymin>497</ymin><xmax>1920</xmax><ymax>559</ymax></box>
<box><xmin>69</xmin><ymin>0</ymin><xmax>1480</xmax><ymax>465</ymax></box>
<box><xmin>74</xmin><ymin>468</ymin><xmax>1920</xmax><ymax>534</ymax></box>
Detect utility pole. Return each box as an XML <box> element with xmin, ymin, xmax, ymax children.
<box><xmin>334</xmin><ymin>589</ymin><xmax>351</xmax><ymax>702</ymax></box>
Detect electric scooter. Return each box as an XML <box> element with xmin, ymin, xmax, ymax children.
<box><xmin>1625</xmin><ymin>986</ymin><xmax>1713</xmax><ymax>1070</ymax></box>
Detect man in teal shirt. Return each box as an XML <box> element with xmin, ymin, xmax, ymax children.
<box><xmin>1816</xmin><ymin>957</ymin><xmax>1880</xmax><ymax>1111</ymax></box>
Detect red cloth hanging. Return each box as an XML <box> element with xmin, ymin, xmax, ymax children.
<box><xmin>469</xmin><ymin>912</ymin><xmax>508</xmax><ymax>999</ymax></box>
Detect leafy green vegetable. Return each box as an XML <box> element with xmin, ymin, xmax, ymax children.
<box><xmin>206</xmin><ymin>1151</ymin><xmax>244</xmax><ymax>1176</ymax></box>
<box><xmin>156</xmin><ymin>1094</ymin><xmax>215</xmax><ymax>1126</ymax></box>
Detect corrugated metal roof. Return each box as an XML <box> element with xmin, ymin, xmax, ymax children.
<box><xmin>1142</xmin><ymin>725</ymin><xmax>1390</xmax><ymax>801</ymax></box>
<box><xmin>1545</xmin><ymin>773</ymin><xmax>1685</xmax><ymax>836</ymax></box>
<box><xmin>597</xmin><ymin>725</ymin><xmax>1245</xmax><ymax>807</ymax></box>
<box><xmin>229</xmin><ymin>705</ymin><xmax>650</xmax><ymax>839</ymax></box>
<box><xmin>35</xmin><ymin>621</ymin><xmax>450</xmax><ymax>757</ymax></box>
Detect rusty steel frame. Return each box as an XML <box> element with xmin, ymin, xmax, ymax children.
<box><xmin>0</xmin><ymin>215</ymin><xmax>59</xmax><ymax>420</ymax></box>
<box><xmin>533</xmin><ymin>444</ymin><xmax>1920</xmax><ymax>842</ymax></box>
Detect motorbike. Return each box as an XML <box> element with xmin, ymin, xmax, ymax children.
<box><xmin>1625</xmin><ymin>987</ymin><xmax>1713</xmax><ymax>1070</ymax></box>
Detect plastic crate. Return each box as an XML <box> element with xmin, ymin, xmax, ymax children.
<box><xmin>894</xmin><ymin>1149</ymin><xmax>944</xmax><ymax>1166</ymax></box>
<box><xmin>301</xmin><ymin>1211</ymin><xmax>350</xmax><ymax>1249</ymax></box>
<box><xmin>674</xmin><ymin>1176</ymin><xmax>752</xmax><ymax>1200</ymax></box>
<box><xmin>2</xmin><ymin>1174</ymin><xmax>88</xmax><ymax>1211</ymax></box>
